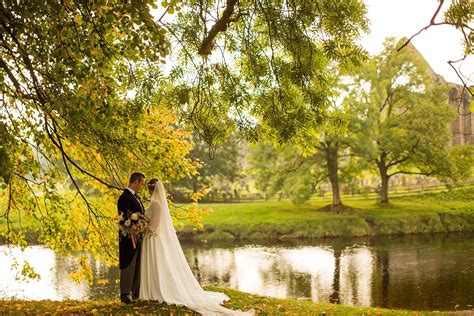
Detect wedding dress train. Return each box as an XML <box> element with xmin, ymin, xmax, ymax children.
<box><xmin>139</xmin><ymin>181</ymin><xmax>253</xmax><ymax>315</ymax></box>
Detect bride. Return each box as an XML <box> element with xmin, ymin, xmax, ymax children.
<box><xmin>139</xmin><ymin>178</ymin><xmax>254</xmax><ymax>315</ymax></box>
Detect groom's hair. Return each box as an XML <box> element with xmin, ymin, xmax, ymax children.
<box><xmin>129</xmin><ymin>172</ymin><xmax>145</xmax><ymax>184</ymax></box>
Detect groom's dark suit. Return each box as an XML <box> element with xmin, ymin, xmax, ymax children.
<box><xmin>118</xmin><ymin>188</ymin><xmax>145</xmax><ymax>301</ymax></box>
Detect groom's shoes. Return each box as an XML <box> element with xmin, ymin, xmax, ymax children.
<box><xmin>131</xmin><ymin>291</ymin><xmax>139</xmax><ymax>302</ymax></box>
<box><xmin>120</xmin><ymin>295</ymin><xmax>133</xmax><ymax>304</ymax></box>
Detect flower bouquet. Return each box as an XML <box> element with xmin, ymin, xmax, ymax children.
<box><xmin>118</xmin><ymin>212</ymin><xmax>150</xmax><ymax>249</ymax></box>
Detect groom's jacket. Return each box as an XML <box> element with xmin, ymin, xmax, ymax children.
<box><xmin>118</xmin><ymin>189</ymin><xmax>145</xmax><ymax>269</ymax></box>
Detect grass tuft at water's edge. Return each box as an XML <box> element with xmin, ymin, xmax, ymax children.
<box><xmin>1</xmin><ymin>286</ymin><xmax>469</xmax><ymax>315</ymax></box>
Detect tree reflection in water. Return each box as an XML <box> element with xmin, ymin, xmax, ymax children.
<box><xmin>1</xmin><ymin>234</ymin><xmax>473</xmax><ymax>311</ymax></box>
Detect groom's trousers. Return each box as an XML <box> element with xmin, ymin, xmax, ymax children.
<box><xmin>120</xmin><ymin>244</ymin><xmax>142</xmax><ymax>298</ymax></box>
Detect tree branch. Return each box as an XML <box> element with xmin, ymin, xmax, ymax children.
<box><xmin>448</xmin><ymin>58</ymin><xmax>473</xmax><ymax>97</ymax></box>
<box><xmin>43</xmin><ymin>114</ymin><xmax>120</xmax><ymax>188</ymax></box>
<box><xmin>397</xmin><ymin>0</ymin><xmax>447</xmax><ymax>52</ymax></box>
<box><xmin>388</xmin><ymin>170</ymin><xmax>435</xmax><ymax>177</ymax></box>
<box><xmin>0</xmin><ymin>57</ymin><xmax>23</xmax><ymax>95</ymax></box>
<box><xmin>397</xmin><ymin>0</ymin><xmax>473</xmax><ymax>97</ymax></box>
<box><xmin>198</xmin><ymin>0</ymin><xmax>238</xmax><ymax>55</ymax></box>
<box><xmin>387</xmin><ymin>156</ymin><xmax>410</xmax><ymax>168</ymax></box>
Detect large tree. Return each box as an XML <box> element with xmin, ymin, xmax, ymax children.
<box><xmin>0</xmin><ymin>1</ymin><xmax>198</xmax><ymax>278</ymax></box>
<box><xmin>247</xmin><ymin>112</ymin><xmax>368</xmax><ymax>207</ymax></box>
<box><xmin>0</xmin><ymin>0</ymin><xmax>369</xmax><ymax>277</ymax></box>
<box><xmin>349</xmin><ymin>38</ymin><xmax>472</xmax><ymax>204</ymax></box>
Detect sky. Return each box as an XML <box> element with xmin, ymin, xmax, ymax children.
<box><xmin>150</xmin><ymin>0</ymin><xmax>472</xmax><ymax>86</ymax></box>
<box><xmin>360</xmin><ymin>0</ymin><xmax>473</xmax><ymax>85</ymax></box>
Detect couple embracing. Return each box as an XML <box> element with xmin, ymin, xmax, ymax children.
<box><xmin>118</xmin><ymin>172</ymin><xmax>253</xmax><ymax>315</ymax></box>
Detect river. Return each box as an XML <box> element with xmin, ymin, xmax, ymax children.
<box><xmin>1</xmin><ymin>233</ymin><xmax>473</xmax><ymax>311</ymax></box>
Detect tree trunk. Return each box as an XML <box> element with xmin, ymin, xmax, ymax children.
<box><xmin>380</xmin><ymin>173</ymin><xmax>390</xmax><ymax>204</ymax></box>
<box><xmin>377</xmin><ymin>153</ymin><xmax>390</xmax><ymax>204</ymax></box>
<box><xmin>325</xmin><ymin>142</ymin><xmax>342</xmax><ymax>207</ymax></box>
<box><xmin>377</xmin><ymin>250</ymin><xmax>390</xmax><ymax>306</ymax></box>
<box><xmin>329</xmin><ymin>249</ymin><xmax>341</xmax><ymax>304</ymax></box>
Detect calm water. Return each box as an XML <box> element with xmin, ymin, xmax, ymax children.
<box><xmin>1</xmin><ymin>233</ymin><xmax>473</xmax><ymax>311</ymax></box>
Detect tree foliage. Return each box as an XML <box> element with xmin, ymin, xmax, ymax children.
<box><xmin>172</xmin><ymin>133</ymin><xmax>243</xmax><ymax>200</ymax></box>
<box><xmin>349</xmin><ymin>38</ymin><xmax>473</xmax><ymax>203</ymax></box>
<box><xmin>248</xmin><ymin>142</ymin><xmax>317</xmax><ymax>204</ymax></box>
<box><xmin>0</xmin><ymin>0</ymin><xmax>370</xmax><ymax>279</ymax></box>
<box><xmin>247</xmin><ymin>110</ymin><xmax>367</xmax><ymax>206</ymax></box>
<box><xmin>0</xmin><ymin>1</ymin><xmax>200</xmax><ymax>279</ymax></box>
<box><xmin>163</xmin><ymin>0</ymin><xmax>368</xmax><ymax>145</ymax></box>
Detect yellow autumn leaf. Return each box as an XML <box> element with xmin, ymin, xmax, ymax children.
<box><xmin>74</xmin><ymin>15</ymin><xmax>83</xmax><ymax>25</ymax></box>
<box><xmin>96</xmin><ymin>278</ymin><xmax>109</xmax><ymax>285</ymax></box>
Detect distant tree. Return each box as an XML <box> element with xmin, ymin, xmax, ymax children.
<box><xmin>247</xmin><ymin>115</ymin><xmax>370</xmax><ymax>207</ymax></box>
<box><xmin>173</xmin><ymin>134</ymin><xmax>243</xmax><ymax>200</ymax></box>
<box><xmin>349</xmin><ymin>38</ymin><xmax>473</xmax><ymax>204</ymax></box>
<box><xmin>247</xmin><ymin>143</ymin><xmax>320</xmax><ymax>204</ymax></box>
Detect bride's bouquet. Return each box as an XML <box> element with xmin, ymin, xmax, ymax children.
<box><xmin>118</xmin><ymin>212</ymin><xmax>150</xmax><ymax>249</ymax></box>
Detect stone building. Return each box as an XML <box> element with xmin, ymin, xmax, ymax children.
<box><xmin>404</xmin><ymin>39</ymin><xmax>473</xmax><ymax>147</ymax></box>
<box><xmin>448</xmin><ymin>86</ymin><xmax>473</xmax><ymax>146</ymax></box>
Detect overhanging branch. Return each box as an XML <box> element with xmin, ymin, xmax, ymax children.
<box><xmin>397</xmin><ymin>0</ymin><xmax>473</xmax><ymax>97</ymax></box>
<box><xmin>397</xmin><ymin>0</ymin><xmax>447</xmax><ymax>52</ymax></box>
<box><xmin>198</xmin><ymin>0</ymin><xmax>239</xmax><ymax>55</ymax></box>
<box><xmin>448</xmin><ymin>58</ymin><xmax>473</xmax><ymax>97</ymax></box>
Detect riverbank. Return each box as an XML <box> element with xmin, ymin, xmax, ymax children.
<box><xmin>0</xmin><ymin>286</ymin><xmax>468</xmax><ymax>315</ymax></box>
<box><xmin>177</xmin><ymin>187</ymin><xmax>474</xmax><ymax>241</ymax></box>
<box><xmin>1</xmin><ymin>187</ymin><xmax>473</xmax><ymax>244</ymax></box>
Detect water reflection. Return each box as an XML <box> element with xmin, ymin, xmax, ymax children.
<box><xmin>0</xmin><ymin>246</ymin><xmax>115</xmax><ymax>300</ymax></box>
<box><xmin>188</xmin><ymin>245</ymin><xmax>374</xmax><ymax>306</ymax></box>
<box><xmin>282</xmin><ymin>247</ymin><xmax>334</xmax><ymax>302</ymax></box>
<box><xmin>0</xmin><ymin>246</ymin><xmax>87</xmax><ymax>300</ymax></box>
<box><xmin>339</xmin><ymin>247</ymin><xmax>373</xmax><ymax>306</ymax></box>
<box><xmin>0</xmin><ymin>234</ymin><xmax>473</xmax><ymax>311</ymax></box>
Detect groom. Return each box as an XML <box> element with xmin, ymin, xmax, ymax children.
<box><xmin>118</xmin><ymin>172</ymin><xmax>146</xmax><ymax>304</ymax></box>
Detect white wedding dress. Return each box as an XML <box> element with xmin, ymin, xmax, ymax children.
<box><xmin>139</xmin><ymin>181</ymin><xmax>254</xmax><ymax>315</ymax></box>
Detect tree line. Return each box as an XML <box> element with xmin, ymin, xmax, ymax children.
<box><xmin>177</xmin><ymin>39</ymin><xmax>473</xmax><ymax>206</ymax></box>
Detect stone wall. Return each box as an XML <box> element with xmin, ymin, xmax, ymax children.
<box><xmin>449</xmin><ymin>86</ymin><xmax>473</xmax><ymax>146</ymax></box>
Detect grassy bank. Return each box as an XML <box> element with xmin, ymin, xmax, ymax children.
<box><xmin>177</xmin><ymin>188</ymin><xmax>474</xmax><ymax>241</ymax></box>
<box><xmin>1</xmin><ymin>188</ymin><xmax>473</xmax><ymax>243</ymax></box>
<box><xmin>0</xmin><ymin>287</ymin><xmax>466</xmax><ymax>315</ymax></box>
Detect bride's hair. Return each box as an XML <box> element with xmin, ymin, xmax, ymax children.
<box><xmin>147</xmin><ymin>178</ymin><xmax>159</xmax><ymax>191</ymax></box>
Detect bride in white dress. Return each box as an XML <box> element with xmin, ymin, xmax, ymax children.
<box><xmin>139</xmin><ymin>179</ymin><xmax>254</xmax><ymax>315</ymax></box>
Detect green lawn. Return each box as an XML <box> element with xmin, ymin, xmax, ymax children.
<box><xmin>176</xmin><ymin>187</ymin><xmax>474</xmax><ymax>241</ymax></box>
<box><xmin>0</xmin><ymin>287</ymin><xmax>464</xmax><ymax>315</ymax></box>
<box><xmin>2</xmin><ymin>187</ymin><xmax>473</xmax><ymax>242</ymax></box>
